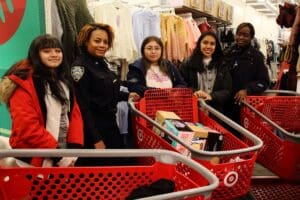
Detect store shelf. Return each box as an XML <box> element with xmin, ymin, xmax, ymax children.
<box><xmin>175</xmin><ymin>6</ymin><xmax>231</xmax><ymax>26</ymax></box>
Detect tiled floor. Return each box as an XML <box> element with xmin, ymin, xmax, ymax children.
<box><xmin>252</xmin><ymin>163</ymin><xmax>277</xmax><ymax>177</ymax></box>
<box><xmin>250</xmin><ymin>162</ymin><xmax>300</xmax><ymax>200</ymax></box>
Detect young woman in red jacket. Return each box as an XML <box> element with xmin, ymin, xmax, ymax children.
<box><xmin>0</xmin><ymin>34</ymin><xmax>84</xmax><ymax>167</ymax></box>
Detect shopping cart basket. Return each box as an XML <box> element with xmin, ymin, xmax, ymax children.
<box><xmin>129</xmin><ymin>88</ymin><xmax>263</xmax><ymax>200</ymax></box>
<box><xmin>0</xmin><ymin>149</ymin><xmax>218</xmax><ymax>200</ymax></box>
<box><xmin>240</xmin><ymin>90</ymin><xmax>300</xmax><ymax>181</ymax></box>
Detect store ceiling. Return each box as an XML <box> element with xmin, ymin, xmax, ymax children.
<box><xmin>245</xmin><ymin>0</ymin><xmax>300</xmax><ymax>17</ymax></box>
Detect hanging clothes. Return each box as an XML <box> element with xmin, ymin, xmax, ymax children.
<box><xmin>289</xmin><ymin>6</ymin><xmax>300</xmax><ymax>47</ymax></box>
<box><xmin>132</xmin><ymin>9</ymin><xmax>161</xmax><ymax>56</ymax></box>
<box><xmin>55</xmin><ymin>0</ymin><xmax>94</xmax><ymax>64</ymax></box>
<box><xmin>160</xmin><ymin>13</ymin><xmax>188</xmax><ymax>63</ymax></box>
<box><xmin>94</xmin><ymin>2</ymin><xmax>138</xmax><ymax>62</ymax></box>
<box><xmin>179</xmin><ymin>13</ymin><xmax>201</xmax><ymax>56</ymax></box>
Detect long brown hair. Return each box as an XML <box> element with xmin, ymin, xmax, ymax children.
<box><xmin>141</xmin><ymin>36</ymin><xmax>169</xmax><ymax>76</ymax></box>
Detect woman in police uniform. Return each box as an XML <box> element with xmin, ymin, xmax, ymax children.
<box><xmin>71</xmin><ymin>23</ymin><xmax>139</xmax><ymax>166</ymax></box>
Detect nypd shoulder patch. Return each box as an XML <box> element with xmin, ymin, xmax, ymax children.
<box><xmin>71</xmin><ymin>66</ymin><xmax>85</xmax><ymax>82</ymax></box>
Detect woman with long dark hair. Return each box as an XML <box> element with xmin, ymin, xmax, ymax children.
<box><xmin>0</xmin><ymin>34</ymin><xmax>84</xmax><ymax>167</ymax></box>
<box><xmin>127</xmin><ymin>36</ymin><xmax>186</xmax><ymax>97</ymax></box>
<box><xmin>180</xmin><ymin>31</ymin><xmax>232</xmax><ymax>113</ymax></box>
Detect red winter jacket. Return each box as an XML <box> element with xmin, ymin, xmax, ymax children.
<box><xmin>7</xmin><ymin>74</ymin><xmax>84</xmax><ymax>166</ymax></box>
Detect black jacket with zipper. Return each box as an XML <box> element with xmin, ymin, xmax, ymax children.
<box><xmin>179</xmin><ymin>58</ymin><xmax>232</xmax><ymax>113</ymax></box>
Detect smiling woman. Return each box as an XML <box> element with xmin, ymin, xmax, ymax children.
<box><xmin>127</xmin><ymin>36</ymin><xmax>187</xmax><ymax>97</ymax></box>
<box><xmin>71</xmin><ymin>23</ymin><xmax>140</xmax><ymax>166</ymax></box>
<box><xmin>0</xmin><ymin>34</ymin><xmax>84</xmax><ymax>167</ymax></box>
<box><xmin>179</xmin><ymin>31</ymin><xmax>232</xmax><ymax>114</ymax></box>
<box><xmin>223</xmin><ymin>22</ymin><xmax>270</xmax><ymax>136</ymax></box>
<box><xmin>39</xmin><ymin>48</ymin><xmax>63</xmax><ymax>69</ymax></box>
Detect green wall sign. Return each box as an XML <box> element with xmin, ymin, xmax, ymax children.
<box><xmin>0</xmin><ymin>0</ymin><xmax>45</xmax><ymax>136</ymax></box>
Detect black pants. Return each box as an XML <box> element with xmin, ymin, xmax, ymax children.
<box><xmin>76</xmin><ymin>113</ymin><xmax>131</xmax><ymax>166</ymax></box>
<box><xmin>223</xmin><ymin>98</ymin><xmax>242</xmax><ymax>138</ymax></box>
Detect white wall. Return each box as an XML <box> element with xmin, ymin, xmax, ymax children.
<box><xmin>223</xmin><ymin>0</ymin><xmax>280</xmax><ymax>42</ymax></box>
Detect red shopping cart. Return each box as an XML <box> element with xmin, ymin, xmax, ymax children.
<box><xmin>0</xmin><ymin>149</ymin><xmax>218</xmax><ymax>200</ymax></box>
<box><xmin>241</xmin><ymin>90</ymin><xmax>300</xmax><ymax>181</ymax></box>
<box><xmin>129</xmin><ymin>88</ymin><xmax>263</xmax><ymax>200</ymax></box>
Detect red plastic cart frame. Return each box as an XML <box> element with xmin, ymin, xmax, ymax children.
<box><xmin>241</xmin><ymin>90</ymin><xmax>300</xmax><ymax>181</ymax></box>
<box><xmin>129</xmin><ymin>88</ymin><xmax>263</xmax><ymax>200</ymax></box>
<box><xmin>0</xmin><ymin>149</ymin><xmax>218</xmax><ymax>200</ymax></box>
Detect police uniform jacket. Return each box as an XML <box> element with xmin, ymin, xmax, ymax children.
<box><xmin>71</xmin><ymin>52</ymin><xmax>128</xmax><ymax>148</ymax></box>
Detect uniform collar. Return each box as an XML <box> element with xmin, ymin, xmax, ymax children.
<box><xmin>82</xmin><ymin>52</ymin><xmax>108</xmax><ymax>66</ymax></box>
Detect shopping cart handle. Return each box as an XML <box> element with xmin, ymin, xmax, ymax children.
<box><xmin>263</xmin><ymin>89</ymin><xmax>300</xmax><ymax>96</ymax></box>
<box><xmin>241</xmin><ymin>100</ymin><xmax>300</xmax><ymax>142</ymax></box>
<box><xmin>0</xmin><ymin>149</ymin><xmax>219</xmax><ymax>200</ymax></box>
<box><xmin>129</xmin><ymin>98</ymin><xmax>263</xmax><ymax>159</ymax></box>
<box><xmin>198</xmin><ymin>99</ymin><xmax>263</xmax><ymax>154</ymax></box>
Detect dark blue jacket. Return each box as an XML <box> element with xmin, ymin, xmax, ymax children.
<box><xmin>127</xmin><ymin>58</ymin><xmax>187</xmax><ymax>97</ymax></box>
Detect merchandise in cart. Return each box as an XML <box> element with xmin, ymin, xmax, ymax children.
<box><xmin>129</xmin><ymin>88</ymin><xmax>263</xmax><ymax>200</ymax></box>
<box><xmin>0</xmin><ymin>149</ymin><xmax>218</xmax><ymax>200</ymax></box>
<box><xmin>241</xmin><ymin>90</ymin><xmax>300</xmax><ymax>181</ymax></box>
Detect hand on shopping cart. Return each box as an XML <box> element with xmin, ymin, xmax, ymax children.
<box><xmin>56</xmin><ymin>157</ymin><xmax>77</xmax><ymax>167</ymax></box>
<box><xmin>234</xmin><ymin>89</ymin><xmax>247</xmax><ymax>105</ymax></box>
<box><xmin>94</xmin><ymin>140</ymin><xmax>106</xmax><ymax>149</ymax></box>
<box><xmin>129</xmin><ymin>92</ymin><xmax>140</xmax><ymax>101</ymax></box>
<box><xmin>193</xmin><ymin>90</ymin><xmax>212</xmax><ymax>100</ymax></box>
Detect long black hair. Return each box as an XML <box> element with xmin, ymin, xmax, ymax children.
<box><xmin>28</xmin><ymin>34</ymin><xmax>73</xmax><ymax>105</ymax></box>
<box><xmin>188</xmin><ymin>31</ymin><xmax>223</xmax><ymax>72</ymax></box>
<box><xmin>4</xmin><ymin>35</ymin><xmax>74</xmax><ymax>121</ymax></box>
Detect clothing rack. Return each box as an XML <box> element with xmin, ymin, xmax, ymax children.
<box><xmin>177</xmin><ymin>12</ymin><xmax>193</xmax><ymax>18</ymax></box>
<box><xmin>152</xmin><ymin>7</ymin><xmax>175</xmax><ymax>14</ymax></box>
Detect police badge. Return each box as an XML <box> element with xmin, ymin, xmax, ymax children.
<box><xmin>71</xmin><ymin>66</ymin><xmax>85</xmax><ymax>81</ymax></box>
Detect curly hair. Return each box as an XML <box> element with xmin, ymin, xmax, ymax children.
<box><xmin>77</xmin><ymin>23</ymin><xmax>114</xmax><ymax>52</ymax></box>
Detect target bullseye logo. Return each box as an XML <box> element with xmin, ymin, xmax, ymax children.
<box><xmin>0</xmin><ymin>0</ymin><xmax>27</xmax><ymax>44</ymax></box>
<box><xmin>243</xmin><ymin>117</ymin><xmax>249</xmax><ymax>129</ymax></box>
<box><xmin>224</xmin><ymin>171</ymin><xmax>238</xmax><ymax>187</ymax></box>
<box><xmin>137</xmin><ymin>129</ymin><xmax>143</xmax><ymax>142</ymax></box>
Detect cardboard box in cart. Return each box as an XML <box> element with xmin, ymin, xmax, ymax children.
<box><xmin>155</xmin><ymin>111</ymin><xmax>224</xmax><ymax>152</ymax></box>
<box><xmin>154</xmin><ymin>110</ymin><xmax>181</xmax><ymax>138</ymax></box>
<box><xmin>196</xmin><ymin>123</ymin><xmax>224</xmax><ymax>151</ymax></box>
<box><xmin>164</xmin><ymin>119</ymin><xmax>195</xmax><ymax>155</ymax></box>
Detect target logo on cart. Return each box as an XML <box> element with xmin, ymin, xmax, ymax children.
<box><xmin>224</xmin><ymin>171</ymin><xmax>238</xmax><ymax>187</ymax></box>
<box><xmin>243</xmin><ymin>117</ymin><xmax>249</xmax><ymax>129</ymax></box>
<box><xmin>137</xmin><ymin>128</ymin><xmax>144</xmax><ymax>142</ymax></box>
